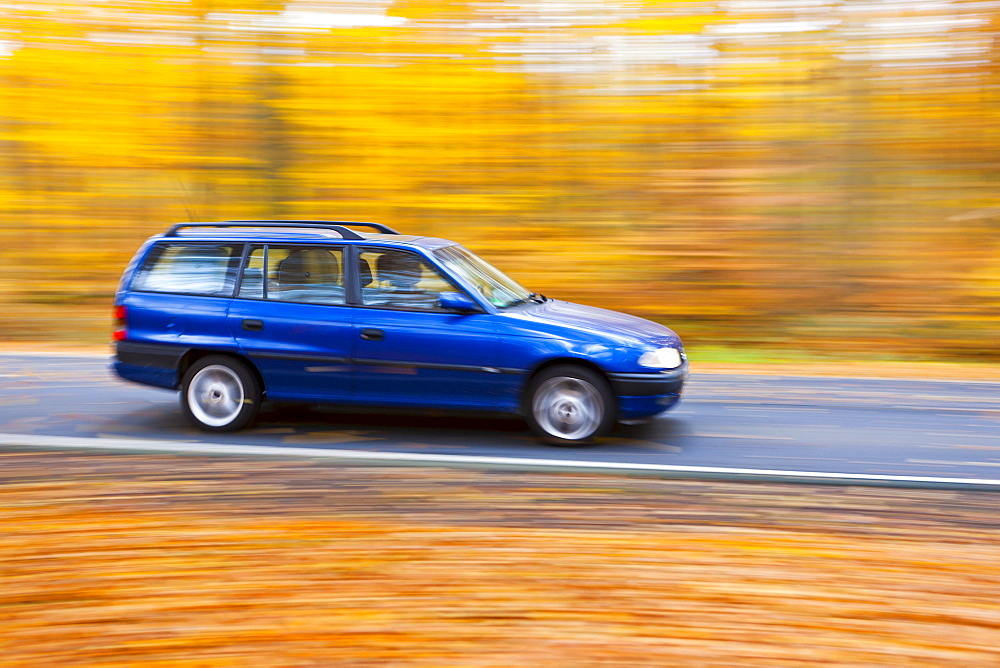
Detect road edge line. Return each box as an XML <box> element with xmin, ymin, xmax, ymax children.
<box><xmin>3</xmin><ymin>433</ymin><xmax>1000</xmax><ymax>491</ymax></box>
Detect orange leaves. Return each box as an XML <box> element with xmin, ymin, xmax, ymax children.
<box><xmin>1</xmin><ymin>453</ymin><xmax>1000</xmax><ymax>664</ymax></box>
<box><xmin>2</xmin><ymin>0</ymin><xmax>1000</xmax><ymax>355</ymax></box>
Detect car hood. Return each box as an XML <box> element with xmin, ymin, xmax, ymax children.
<box><xmin>498</xmin><ymin>299</ymin><xmax>681</xmax><ymax>348</ymax></box>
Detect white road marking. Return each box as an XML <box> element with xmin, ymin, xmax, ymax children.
<box><xmin>1</xmin><ymin>433</ymin><xmax>999</xmax><ymax>489</ymax></box>
<box><xmin>908</xmin><ymin>459</ymin><xmax>1000</xmax><ymax>468</ymax></box>
<box><xmin>892</xmin><ymin>406</ymin><xmax>1000</xmax><ymax>413</ymax></box>
<box><xmin>689</xmin><ymin>432</ymin><xmax>794</xmax><ymax>441</ymax></box>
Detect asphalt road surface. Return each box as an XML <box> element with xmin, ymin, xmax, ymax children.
<box><xmin>2</xmin><ymin>353</ymin><xmax>999</xmax><ymax>481</ymax></box>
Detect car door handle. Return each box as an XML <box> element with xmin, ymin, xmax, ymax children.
<box><xmin>360</xmin><ymin>328</ymin><xmax>384</xmax><ymax>341</ymax></box>
<box><xmin>242</xmin><ymin>319</ymin><xmax>264</xmax><ymax>332</ymax></box>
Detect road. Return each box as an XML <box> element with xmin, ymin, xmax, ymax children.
<box><xmin>2</xmin><ymin>352</ymin><xmax>999</xmax><ymax>482</ymax></box>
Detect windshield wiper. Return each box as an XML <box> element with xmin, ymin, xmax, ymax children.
<box><xmin>503</xmin><ymin>293</ymin><xmax>546</xmax><ymax>308</ymax></box>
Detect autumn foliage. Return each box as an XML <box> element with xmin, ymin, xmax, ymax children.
<box><xmin>1</xmin><ymin>1</ymin><xmax>999</xmax><ymax>359</ymax></box>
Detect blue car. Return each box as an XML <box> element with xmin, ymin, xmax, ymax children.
<box><xmin>112</xmin><ymin>221</ymin><xmax>687</xmax><ymax>444</ymax></box>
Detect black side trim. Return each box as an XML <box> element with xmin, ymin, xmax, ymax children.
<box><xmin>249</xmin><ymin>352</ymin><xmax>350</xmax><ymax>365</ymax></box>
<box><xmin>116</xmin><ymin>341</ymin><xmax>189</xmax><ymax>369</ymax></box>
<box><xmin>608</xmin><ymin>369</ymin><xmax>687</xmax><ymax>396</ymax></box>
<box><xmin>155</xmin><ymin>349</ymin><xmax>523</xmax><ymax>375</ymax></box>
<box><xmin>354</xmin><ymin>358</ymin><xmax>524</xmax><ymax>374</ymax></box>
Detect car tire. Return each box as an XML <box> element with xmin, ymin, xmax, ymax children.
<box><xmin>180</xmin><ymin>355</ymin><xmax>261</xmax><ymax>432</ymax></box>
<box><xmin>526</xmin><ymin>364</ymin><xmax>616</xmax><ymax>445</ymax></box>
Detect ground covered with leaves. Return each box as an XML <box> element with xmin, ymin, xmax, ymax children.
<box><xmin>1</xmin><ymin>450</ymin><xmax>998</xmax><ymax>666</ymax></box>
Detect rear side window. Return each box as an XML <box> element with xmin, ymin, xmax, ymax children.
<box><xmin>130</xmin><ymin>243</ymin><xmax>242</xmax><ymax>297</ymax></box>
<box><xmin>238</xmin><ymin>245</ymin><xmax>346</xmax><ymax>305</ymax></box>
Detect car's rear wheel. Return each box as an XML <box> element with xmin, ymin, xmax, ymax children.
<box><xmin>181</xmin><ymin>355</ymin><xmax>260</xmax><ymax>431</ymax></box>
<box><xmin>526</xmin><ymin>365</ymin><xmax>616</xmax><ymax>445</ymax></box>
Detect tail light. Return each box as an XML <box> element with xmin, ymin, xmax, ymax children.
<box><xmin>112</xmin><ymin>304</ymin><xmax>128</xmax><ymax>341</ymax></box>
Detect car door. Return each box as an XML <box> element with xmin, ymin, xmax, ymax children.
<box><xmin>228</xmin><ymin>244</ymin><xmax>354</xmax><ymax>402</ymax></box>
<box><xmin>352</xmin><ymin>246</ymin><xmax>500</xmax><ymax>409</ymax></box>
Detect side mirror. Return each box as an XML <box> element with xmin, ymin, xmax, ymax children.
<box><xmin>439</xmin><ymin>291</ymin><xmax>479</xmax><ymax>313</ymax></box>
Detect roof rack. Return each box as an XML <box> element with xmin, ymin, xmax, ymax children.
<box><xmin>165</xmin><ymin>220</ymin><xmax>401</xmax><ymax>239</ymax></box>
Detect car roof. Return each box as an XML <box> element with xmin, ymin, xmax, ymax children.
<box><xmin>159</xmin><ymin>222</ymin><xmax>459</xmax><ymax>251</ymax></box>
<box><xmin>362</xmin><ymin>234</ymin><xmax>459</xmax><ymax>251</ymax></box>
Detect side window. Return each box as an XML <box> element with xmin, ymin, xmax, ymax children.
<box><xmin>241</xmin><ymin>245</ymin><xmax>345</xmax><ymax>305</ymax></box>
<box><xmin>359</xmin><ymin>248</ymin><xmax>457</xmax><ymax>312</ymax></box>
<box><xmin>238</xmin><ymin>246</ymin><xmax>266</xmax><ymax>299</ymax></box>
<box><xmin>131</xmin><ymin>243</ymin><xmax>242</xmax><ymax>296</ymax></box>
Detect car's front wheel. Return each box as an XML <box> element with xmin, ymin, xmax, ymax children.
<box><xmin>180</xmin><ymin>355</ymin><xmax>261</xmax><ymax>431</ymax></box>
<box><xmin>526</xmin><ymin>365</ymin><xmax>616</xmax><ymax>445</ymax></box>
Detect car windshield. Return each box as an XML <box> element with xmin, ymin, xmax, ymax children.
<box><xmin>434</xmin><ymin>245</ymin><xmax>533</xmax><ymax>308</ymax></box>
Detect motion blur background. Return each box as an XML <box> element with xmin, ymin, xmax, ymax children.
<box><xmin>1</xmin><ymin>0</ymin><xmax>998</xmax><ymax>359</ymax></box>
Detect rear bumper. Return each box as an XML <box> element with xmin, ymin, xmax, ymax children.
<box><xmin>112</xmin><ymin>360</ymin><xmax>178</xmax><ymax>390</ymax></box>
<box><xmin>115</xmin><ymin>340</ymin><xmax>188</xmax><ymax>369</ymax></box>
<box><xmin>112</xmin><ymin>341</ymin><xmax>188</xmax><ymax>390</ymax></box>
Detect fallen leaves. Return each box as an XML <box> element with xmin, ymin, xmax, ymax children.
<box><xmin>0</xmin><ymin>450</ymin><xmax>998</xmax><ymax>665</ymax></box>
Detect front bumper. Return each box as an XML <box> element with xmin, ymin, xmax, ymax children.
<box><xmin>608</xmin><ymin>364</ymin><xmax>687</xmax><ymax>419</ymax></box>
<box><xmin>608</xmin><ymin>364</ymin><xmax>687</xmax><ymax>397</ymax></box>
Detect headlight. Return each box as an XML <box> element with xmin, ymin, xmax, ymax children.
<box><xmin>638</xmin><ymin>347</ymin><xmax>683</xmax><ymax>369</ymax></box>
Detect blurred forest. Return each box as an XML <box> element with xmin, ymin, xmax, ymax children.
<box><xmin>1</xmin><ymin>0</ymin><xmax>998</xmax><ymax>359</ymax></box>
